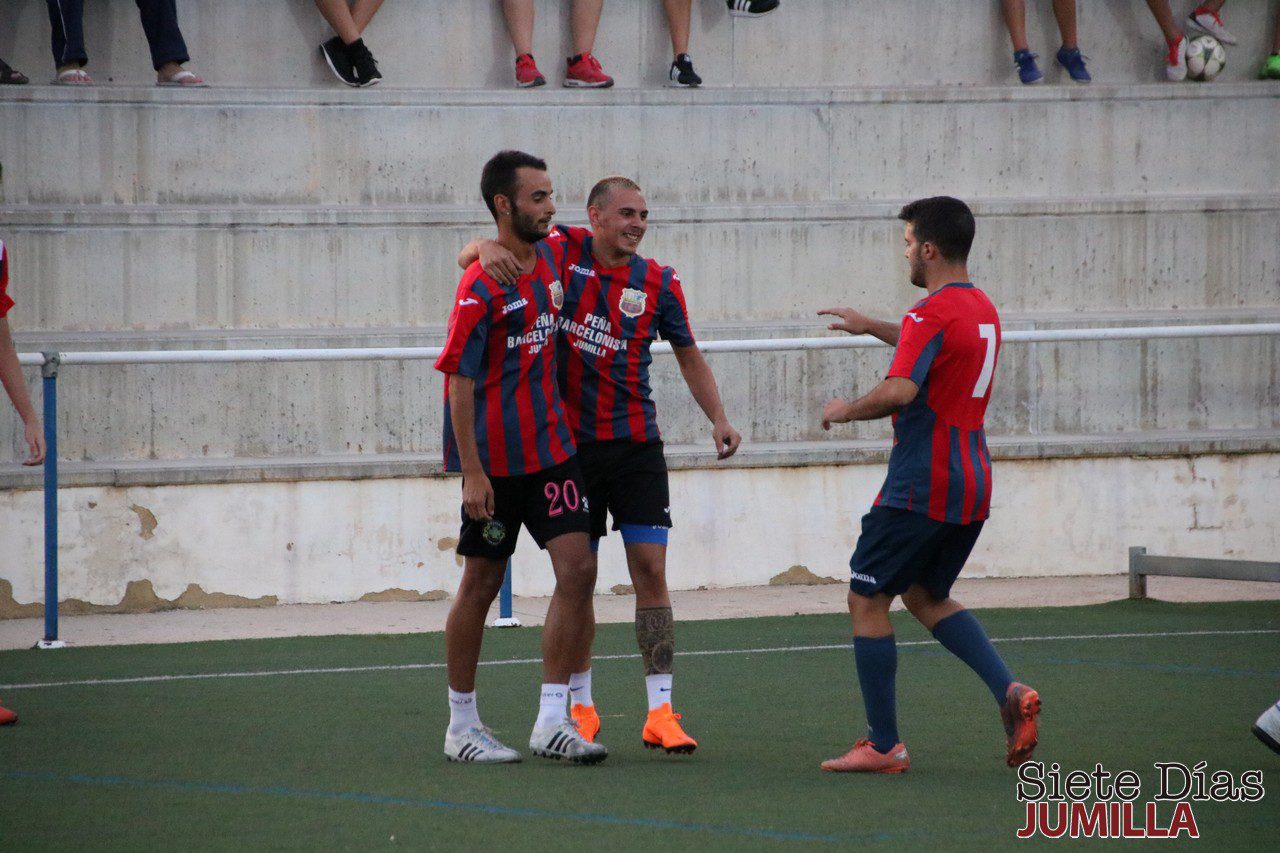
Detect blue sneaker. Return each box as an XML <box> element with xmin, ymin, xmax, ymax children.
<box><xmin>1013</xmin><ymin>50</ymin><xmax>1042</xmax><ymax>85</ymax></box>
<box><xmin>1056</xmin><ymin>46</ymin><xmax>1091</xmax><ymax>83</ymax></box>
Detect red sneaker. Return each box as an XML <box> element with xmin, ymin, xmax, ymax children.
<box><xmin>1001</xmin><ymin>682</ymin><xmax>1042</xmax><ymax>767</ymax></box>
<box><xmin>0</xmin><ymin>701</ymin><xmax>17</xmax><ymax>726</ymax></box>
<box><xmin>515</xmin><ymin>53</ymin><xmax>546</xmax><ymax>88</ymax></box>
<box><xmin>564</xmin><ymin>52</ymin><xmax>613</xmax><ymax>88</ymax></box>
<box><xmin>821</xmin><ymin>738</ymin><xmax>910</xmax><ymax>773</ymax></box>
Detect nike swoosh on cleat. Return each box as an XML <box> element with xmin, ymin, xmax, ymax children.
<box><xmin>894</xmin><ymin>751</ymin><xmax>908</xmax><ymax>760</ymax></box>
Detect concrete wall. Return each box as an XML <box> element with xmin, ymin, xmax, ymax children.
<box><xmin>2</xmin><ymin>452</ymin><xmax>1276</xmax><ymax>610</ymax></box>
<box><xmin>3</xmin><ymin>320</ymin><xmax>1277</xmax><ymax>464</ymax></box>
<box><xmin>3</xmin><ymin>198</ymin><xmax>1277</xmax><ymax>332</ymax></box>
<box><xmin>2</xmin><ymin>0</ymin><xmax>1278</xmax><ymax>88</ymax></box>
<box><xmin>4</xmin><ymin>86</ymin><xmax>1278</xmax><ymax>207</ymax></box>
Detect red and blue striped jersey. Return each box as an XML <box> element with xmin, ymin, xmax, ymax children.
<box><xmin>434</xmin><ymin>243</ymin><xmax>576</xmax><ymax>476</ymax></box>
<box><xmin>544</xmin><ymin>224</ymin><xmax>696</xmax><ymax>444</ymax></box>
<box><xmin>875</xmin><ymin>283</ymin><xmax>1001</xmax><ymax>524</ymax></box>
<box><xmin>0</xmin><ymin>241</ymin><xmax>13</xmax><ymax>318</ymax></box>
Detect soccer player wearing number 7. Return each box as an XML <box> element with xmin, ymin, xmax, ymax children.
<box><xmin>817</xmin><ymin>197</ymin><xmax>1040</xmax><ymax>773</ymax></box>
<box><xmin>434</xmin><ymin>151</ymin><xmax>605</xmax><ymax>766</ymax></box>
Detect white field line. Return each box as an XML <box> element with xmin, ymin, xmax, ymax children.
<box><xmin>2</xmin><ymin>628</ymin><xmax>1276</xmax><ymax>691</ymax></box>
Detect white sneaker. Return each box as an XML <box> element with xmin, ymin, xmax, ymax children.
<box><xmin>1253</xmin><ymin>702</ymin><xmax>1280</xmax><ymax>755</ymax></box>
<box><xmin>1166</xmin><ymin>35</ymin><xmax>1188</xmax><ymax>82</ymax></box>
<box><xmin>529</xmin><ymin>720</ymin><xmax>609</xmax><ymax>764</ymax></box>
<box><xmin>444</xmin><ymin>724</ymin><xmax>522</xmax><ymax>763</ymax></box>
<box><xmin>1188</xmin><ymin>10</ymin><xmax>1237</xmax><ymax>45</ymax></box>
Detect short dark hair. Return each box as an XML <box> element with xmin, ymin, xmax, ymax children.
<box><xmin>897</xmin><ymin>196</ymin><xmax>975</xmax><ymax>262</ymax></box>
<box><xmin>480</xmin><ymin>150</ymin><xmax>547</xmax><ymax>221</ymax></box>
<box><xmin>587</xmin><ymin>175</ymin><xmax>642</xmax><ymax>210</ymax></box>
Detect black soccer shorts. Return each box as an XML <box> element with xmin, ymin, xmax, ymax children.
<box><xmin>456</xmin><ymin>457</ymin><xmax>591</xmax><ymax>560</ymax></box>
<box><xmin>575</xmin><ymin>438</ymin><xmax>673</xmax><ymax>541</ymax></box>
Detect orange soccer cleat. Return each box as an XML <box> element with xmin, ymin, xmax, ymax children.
<box><xmin>1001</xmin><ymin>682</ymin><xmax>1042</xmax><ymax>767</ymax></box>
<box><xmin>570</xmin><ymin>703</ymin><xmax>601</xmax><ymax>743</ymax></box>
<box><xmin>0</xmin><ymin>700</ymin><xmax>17</xmax><ymax>726</ymax></box>
<box><xmin>642</xmin><ymin>703</ymin><xmax>697</xmax><ymax>754</ymax></box>
<box><xmin>821</xmin><ymin>738</ymin><xmax>910</xmax><ymax>773</ymax></box>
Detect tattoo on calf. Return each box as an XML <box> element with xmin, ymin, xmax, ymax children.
<box><xmin>636</xmin><ymin>606</ymin><xmax>675</xmax><ymax>675</ymax></box>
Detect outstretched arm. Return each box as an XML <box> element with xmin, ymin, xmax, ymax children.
<box><xmin>817</xmin><ymin>306</ymin><xmax>900</xmax><ymax>346</ymax></box>
<box><xmin>0</xmin><ymin>317</ymin><xmax>44</xmax><ymax>465</ymax></box>
<box><xmin>672</xmin><ymin>343</ymin><xmax>740</xmax><ymax>459</ymax></box>
<box><xmin>821</xmin><ymin>377</ymin><xmax>918</xmax><ymax>430</ymax></box>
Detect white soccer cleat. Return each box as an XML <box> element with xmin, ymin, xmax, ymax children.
<box><xmin>444</xmin><ymin>724</ymin><xmax>522</xmax><ymax>764</ymax></box>
<box><xmin>1253</xmin><ymin>702</ymin><xmax>1280</xmax><ymax>755</ymax></box>
<box><xmin>529</xmin><ymin>720</ymin><xmax>609</xmax><ymax>764</ymax></box>
<box><xmin>1188</xmin><ymin>10</ymin><xmax>1237</xmax><ymax>45</ymax></box>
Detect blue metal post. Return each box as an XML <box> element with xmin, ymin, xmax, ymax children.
<box><xmin>500</xmin><ymin>558</ymin><xmax>513</xmax><ymax>620</ymax></box>
<box><xmin>41</xmin><ymin>353</ymin><xmax>60</xmax><ymax>646</ymax></box>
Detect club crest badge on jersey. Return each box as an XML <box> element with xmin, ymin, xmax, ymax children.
<box><xmin>619</xmin><ymin>287</ymin><xmax>646</xmax><ymax>318</ymax></box>
<box><xmin>549</xmin><ymin>280</ymin><xmax>564</xmax><ymax>310</ymax></box>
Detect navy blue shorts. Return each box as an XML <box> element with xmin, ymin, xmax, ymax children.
<box><xmin>848</xmin><ymin>505</ymin><xmax>984</xmax><ymax>599</ymax></box>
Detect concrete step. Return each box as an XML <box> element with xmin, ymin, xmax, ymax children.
<box><xmin>2</xmin><ymin>84</ymin><xmax>1277</xmax><ymax>207</ymax></box>
<box><xmin>3</xmin><ymin>196</ymin><xmax>1277</xmax><ymax>332</ymax></box>
<box><xmin>4</xmin><ymin>0</ymin><xmax>1278</xmax><ymax>88</ymax></box>
<box><xmin>5</xmin><ymin>314</ymin><xmax>1277</xmax><ymax>465</ymax></box>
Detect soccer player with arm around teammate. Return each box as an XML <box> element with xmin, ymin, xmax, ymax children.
<box><xmin>816</xmin><ymin>197</ymin><xmax>1040</xmax><ymax>774</ymax></box>
<box><xmin>0</xmin><ymin>239</ymin><xmax>47</xmax><ymax>727</ymax></box>
<box><xmin>459</xmin><ymin>176</ymin><xmax>741</xmax><ymax>754</ymax></box>
<box><xmin>434</xmin><ymin>151</ymin><xmax>605</xmax><ymax>765</ymax></box>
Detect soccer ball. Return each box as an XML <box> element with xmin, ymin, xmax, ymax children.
<box><xmin>1186</xmin><ymin>35</ymin><xmax>1226</xmax><ymax>82</ymax></box>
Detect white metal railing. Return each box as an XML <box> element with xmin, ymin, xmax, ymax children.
<box><xmin>17</xmin><ymin>322</ymin><xmax>1280</xmax><ymax>366</ymax></box>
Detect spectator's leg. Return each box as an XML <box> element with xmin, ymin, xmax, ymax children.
<box><xmin>571</xmin><ymin>0</ymin><xmax>604</xmax><ymax>57</ymax></box>
<box><xmin>46</xmin><ymin>0</ymin><xmax>88</xmax><ymax>71</ymax></box>
<box><xmin>135</xmin><ymin>0</ymin><xmax>190</xmax><ymax>71</ymax></box>
<box><xmin>350</xmin><ymin>0</ymin><xmax>386</xmax><ymax>34</ymax></box>
<box><xmin>662</xmin><ymin>0</ymin><xmax>692</xmax><ymax>57</ymax></box>
<box><xmin>1000</xmin><ymin>0</ymin><xmax>1029</xmax><ymax>53</ymax></box>
<box><xmin>1051</xmin><ymin>0</ymin><xmax>1078</xmax><ymax>50</ymax></box>
<box><xmin>502</xmin><ymin>0</ymin><xmax>536</xmax><ymax>57</ymax></box>
<box><xmin>315</xmin><ymin>0</ymin><xmax>362</xmax><ymax>44</ymax></box>
<box><xmin>1143</xmin><ymin>0</ymin><xmax>1182</xmax><ymax>43</ymax></box>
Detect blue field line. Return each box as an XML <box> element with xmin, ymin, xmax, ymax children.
<box><xmin>1</xmin><ymin>628</ymin><xmax>1277</xmax><ymax>692</ymax></box>
<box><xmin>0</xmin><ymin>769</ymin><xmax>910</xmax><ymax>845</ymax></box>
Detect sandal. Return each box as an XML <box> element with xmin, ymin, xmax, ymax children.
<box><xmin>0</xmin><ymin>59</ymin><xmax>29</xmax><ymax>85</ymax></box>
<box><xmin>53</xmin><ymin>67</ymin><xmax>94</xmax><ymax>85</ymax></box>
<box><xmin>157</xmin><ymin>69</ymin><xmax>208</xmax><ymax>87</ymax></box>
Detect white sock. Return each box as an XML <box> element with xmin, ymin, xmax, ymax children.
<box><xmin>535</xmin><ymin>683</ymin><xmax>569</xmax><ymax>729</ymax></box>
<box><xmin>645</xmin><ymin>674</ymin><xmax>673</xmax><ymax>711</ymax></box>
<box><xmin>569</xmin><ymin>669</ymin><xmax>593</xmax><ymax>707</ymax></box>
<box><xmin>447</xmin><ymin>688</ymin><xmax>480</xmax><ymax>736</ymax></box>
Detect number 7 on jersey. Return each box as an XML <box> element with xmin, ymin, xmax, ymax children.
<box><xmin>972</xmin><ymin>324</ymin><xmax>996</xmax><ymax>398</ymax></box>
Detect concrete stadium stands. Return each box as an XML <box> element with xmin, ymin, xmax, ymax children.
<box><xmin>0</xmin><ymin>1</ymin><xmax>1277</xmax><ymax>604</ymax></box>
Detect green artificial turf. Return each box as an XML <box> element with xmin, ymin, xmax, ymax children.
<box><xmin>1</xmin><ymin>600</ymin><xmax>1277</xmax><ymax>850</ymax></box>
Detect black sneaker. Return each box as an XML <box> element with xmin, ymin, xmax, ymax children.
<box><xmin>668</xmin><ymin>53</ymin><xmax>701</xmax><ymax>87</ymax></box>
<box><xmin>726</xmin><ymin>0</ymin><xmax>780</xmax><ymax>17</ymax></box>
<box><xmin>346</xmin><ymin>38</ymin><xmax>382</xmax><ymax>88</ymax></box>
<box><xmin>320</xmin><ymin>37</ymin><xmax>359</xmax><ymax>87</ymax></box>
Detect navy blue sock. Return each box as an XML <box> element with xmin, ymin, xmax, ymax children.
<box><xmin>931</xmin><ymin>610</ymin><xmax>1013</xmax><ymax>703</ymax></box>
<box><xmin>853</xmin><ymin>634</ymin><xmax>899</xmax><ymax>753</ymax></box>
